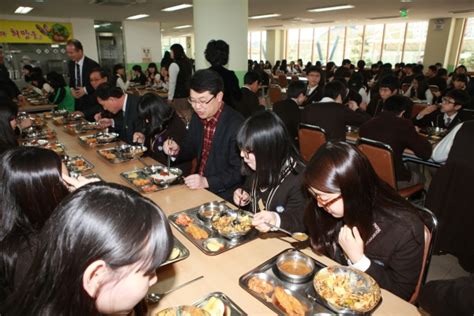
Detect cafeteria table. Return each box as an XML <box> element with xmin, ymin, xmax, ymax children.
<box><xmin>47</xmin><ymin>119</ymin><xmax>421</xmax><ymax>315</ymax></box>
<box><xmin>19</xmin><ymin>101</ymin><xmax>57</xmax><ymax>113</ymax></box>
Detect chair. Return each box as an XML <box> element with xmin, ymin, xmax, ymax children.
<box><xmin>268</xmin><ymin>85</ymin><xmax>283</xmax><ymax>105</ymax></box>
<box><xmin>409</xmin><ymin>206</ymin><xmax>438</xmax><ymax>303</ymax></box>
<box><xmin>356</xmin><ymin>137</ymin><xmax>424</xmax><ymax>198</ymax></box>
<box><xmin>298</xmin><ymin>123</ymin><xmax>326</xmax><ymax>162</ymax></box>
<box><xmin>277</xmin><ymin>74</ymin><xmax>288</xmax><ymax>88</ymax></box>
<box><xmin>411</xmin><ymin>103</ymin><xmax>427</xmax><ymax>118</ymax></box>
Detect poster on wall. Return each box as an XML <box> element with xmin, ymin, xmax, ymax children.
<box><xmin>142</xmin><ymin>47</ymin><xmax>151</xmax><ymax>63</ymax></box>
<box><xmin>0</xmin><ymin>20</ymin><xmax>73</xmax><ymax>44</ymax></box>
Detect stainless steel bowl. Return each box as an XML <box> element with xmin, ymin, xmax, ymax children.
<box><xmin>96</xmin><ymin>132</ymin><xmax>119</xmax><ymax>143</ymax></box>
<box><xmin>426</xmin><ymin>126</ymin><xmax>447</xmax><ymax>137</ymax></box>
<box><xmin>211</xmin><ymin>209</ymin><xmax>253</xmax><ymax>240</ymax></box>
<box><xmin>203</xmin><ymin>237</ymin><xmax>227</xmax><ymax>252</ymax></box>
<box><xmin>197</xmin><ymin>201</ymin><xmax>228</xmax><ymax>221</ymax></box>
<box><xmin>116</xmin><ymin>144</ymin><xmax>147</xmax><ymax>158</ymax></box>
<box><xmin>150</xmin><ymin>167</ymin><xmax>183</xmax><ymax>187</ymax></box>
<box><xmin>275</xmin><ymin>250</ymin><xmax>316</xmax><ymax>283</ymax></box>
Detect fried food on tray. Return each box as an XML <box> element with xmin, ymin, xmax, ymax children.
<box><xmin>86</xmin><ymin>137</ymin><xmax>97</xmax><ymax>144</ymax></box>
<box><xmin>176</xmin><ymin>213</ymin><xmax>193</xmax><ymax>226</ymax></box>
<box><xmin>142</xmin><ymin>184</ymin><xmax>158</xmax><ymax>192</ymax></box>
<box><xmin>132</xmin><ymin>178</ymin><xmax>150</xmax><ymax>186</ymax></box>
<box><xmin>185</xmin><ymin>224</ymin><xmax>209</xmax><ymax>240</ymax></box>
<box><xmin>101</xmin><ymin>151</ymin><xmax>116</xmax><ymax>160</ymax></box>
<box><xmin>248</xmin><ymin>276</ymin><xmax>274</xmax><ymax>301</ymax></box>
<box><xmin>273</xmin><ymin>287</ymin><xmax>306</xmax><ymax>316</ymax></box>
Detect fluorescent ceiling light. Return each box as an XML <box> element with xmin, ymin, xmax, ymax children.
<box><xmin>126</xmin><ymin>14</ymin><xmax>149</xmax><ymax>20</ymax></box>
<box><xmin>307</xmin><ymin>5</ymin><xmax>355</xmax><ymax>13</ymax></box>
<box><xmin>173</xmin><ymin>25</ymin><xmax>192</xmax><ymax>29</ymax></box>
<box><xmin>15</xmin><ymin>6</ymin><xmax>34</xmax><ymax>14</ymax></box>
<box><xmin>249</xmin><ymin>13</ymin><xmax>281</xmax><ymax>20</ymax></box>
<box><xmin>162</xmin><ymin>4</ymin><xmax>192</xmax><ymax>12</ymax></box>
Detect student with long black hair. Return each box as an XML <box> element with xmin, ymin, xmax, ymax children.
<box><xmin>2</xmin><ymin>182</ymin><xmax>172</xmax><ymax>315</ymax></box>
<box><xmin>46</xmin><ymin>71</ymin><xmax>75</xmax><ymax>112</ymax></box>
<box><xmin>234</xmin><ymin>111</ymin><xmax>307</xmax><ymax>233</ymax></box>
<box><xmin>0</xmin><ymin>97</ymin><xmax>19</xmax><ymax>154</ymax></box>
<box><xmin>304</xmin><ymin>141</ymin><xmax>424</xmax><ymax>300</ymax></box>
<box><xmin>168</xmin><ymin>43</ymin><xmax>193</xmax><ymax>104</ymax></box>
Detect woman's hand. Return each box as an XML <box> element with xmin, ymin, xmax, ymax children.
<box><xmin>338</xmin><ymin>225</ymin><xmax>365</xmax><ymax>264</ymax></box>
<box><xmin>252</xmin><ymin>211</ymin><xmax>278</xmax><ymax>233</ymax></box>
<box><xmin>133</xmin><ymin>132</ymin><xmax>145</xmax><ymax>144</ymax></box>
<box><xmin>62</xmin><ymin>174</ymin><xmax>100</xmax><ymax>191</ymax></box>
<box><xmin>233</xmin><ymin>188</ymin><xmax>250</xmax><ymax>206</ymax></box>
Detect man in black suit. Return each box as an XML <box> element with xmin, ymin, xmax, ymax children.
<box><xmin>66</xmin><ymin>39</ymin><xmax>100</xmax><ymax>116</ymax></box>
<box><xmin>272</xmin><ymin>80</ymin><xmax>306</xmax><ymax>143</ymax></box>
<box><xmin>235</xmin><ymin>71</ymin><xmax>264</xmax><ymax>118</ymax></box>
<box><xmin>414</xmin><ymin>89</ymin><xmax>470</xmax><ymax>130</ymax></box>
<box><xmin>301</xmin><ymin>80</ymin><xmax>370</xmax><ymax>141</ymax></box>
<box><xmin>302</xmin><ymin>66</ymin><xmax>324</xmax><ymax>106</ymax></box>
<box><xmin>95</xmin><ymin>83</ymin><xmax>143</xmax><ymax>144</ymax></box>
<box><xmin>164</xmin><ymin>69</ymin><xmax>244</xmax><ymax>201</ymax></box>
<box><xmin>0</xmin><ymin>48</ymin><xmax>24</xmax><ymax>101</ymax></box>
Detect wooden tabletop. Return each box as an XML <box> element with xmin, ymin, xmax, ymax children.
<box><xmin>46</xmin><ymin>119</ymin><xmax>420</xmax><ymax>316</ymax></box>
<box><xmin>19</xmin><ymin>102</ymin><xmax>57</xmax><ymax>113</ymax></box>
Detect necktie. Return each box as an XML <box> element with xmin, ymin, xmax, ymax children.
<box><xmin>76</xmin><ymin>63</ymin><xmax>81</xmax><ymax>87</ymax></box>
<box><xmin>445</xmin><ymin>117</ymin><xmax>451</xmax><ymax>126</ymax></box>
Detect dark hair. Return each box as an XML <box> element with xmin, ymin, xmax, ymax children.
<box><xmin>46</xmin><ymin>71</ymin><xmax>66</xmax><ymax>89</ymax></box>
<box><xmin>342</xmin><ymin>59</ymin><xmax>351</xmax><ymax>66</ymax></box>
<box><xmin>95</xmin><ymin>82</ymin><xmax>124</xmax><ymax>100</ymax></box>
<box><xmin>66</xmin><ymin>39</ymin><xmax>83</xmax><ymax>51</ymax></box>
<box><xmin>3</xmin><ymin>182</ymin><xmax>172</xmax><ymax>315</ymax></box>
<box><xmin>334</xmin><ymin>67</ymin><xmax>351</xmax><ymax>79</ymax></box>
<box><xmin>306</xmin><ymin>66</ymin><xmax>325</xmax><ymax>85</ymax></box>
<box><xmin>89</xmin><ymin>67</ymin><xmax>108</xmax><ymax>79</ymax></box>
<box><xmin>452</xmin><ymin>73</ymin><xmax>468</xmax><ymax>84</ymax></box>
<box><xmin>303</xmin><ymin>141</ymin><xmax>419</xmax><ymax>256</ymax></box>
<box><xmin>437</xmin><ymin>68</ymin><xmax>448</xmax><ymax>77</ymax></box>
<box><xmin>161</xmin><ymin>51</ymin><xmax>172</xmax><ymax>69</ymax></box>
<box><xmin>383</xmin><ymin>95</ymin><xmax>413</xmax><ymax>116</ymax></box>
<box><xmin>0</xmin><ymin>97</ymin><xmax>18</xmax><ymax>153</ymax></box>
<box><xmin>456</xmin><ymin>65</ymin><xmax>467</xmax><ymax>73</ymax></box>
<box><xmin>446</xmin><ymin>89</ymin><xmax>470</xmax><ymax>108</ymax></box>
<box><xmin>244</xmin><ymin>71</ymin><xmax>261</xmax><ymax>85</ymax></box>
<box><xmin>147</xmin><ymin>63</ymin><xmax>158</xmax><ymax>78</ymax></box>
<box><xmin>205</xmin><ymin>39</ymin><xmax>230</xmax><ymax>66</ymax></box>
<box><xmin>30</xmin><ymin>72</ymin><xmax>46</xmax><ymax>88</ymax></box>
<box><xmin>323</xmin><ymin>80</ymin><xmax>346</xmax><ymax>100</ymax></box>
<box><xmin>190</xmin><ymin>69</ymin><xmax>223</xmax><ymax>95</ymax></box>
<box><xmin>113</xmin><ymin>63</ymin><xmax>126</xmax><ymax>83</ymax></box>
<box><xmin>22</xmin><ymin>65</ymin><xmax>33</xmax><ymax>72</ymax></box>
<box><xmin>348</xmin><ymin>72</ymin><xmax>365</xmax><ymax>91</ymax></box>
<box><xmin>0</xmin><ymin>147</ymin><xmax>69</xmax><ymax>303</ymax></box>
<box><xmin>357</xmin><ymin>60</ymin><xmax>366</xmax><ymax>69</ymax></box>
<box><xmin>413</xmin><ymin>75</ymin><xmax>428</xmax><ymax>99</ymax></box>
<box><xmin>428</xmin><ymin>65</ymin><xmax>437</xmax><ymax>73</ymax></box>
<box><xmin>287</xmin><ymin>80</ymin><xmax>306</xmax><ymax>99</ymax></box>
<box><xmin>237</xmin><ymin>111</ymin><xmax>302</xmax><ymax>188</ymax></box>
<box><xmin>170</xmin><ymin>43</ymin><xmax>187</xmax><ymax>61</ymax></box>
<box><xmin>379</xmin><ymin>75</ymin><xmax>400</xmax><ymax>92</ymax></box>
<box><xmin>132</xmin><ymin>65</ymin><xmax>143</xmax><ymax>73</ymax></box>
<box><xmin>138</xmin><ymin>93</ymin><xmax>174</xmax><ymax>136</ymax></box>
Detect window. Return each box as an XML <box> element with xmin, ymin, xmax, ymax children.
<box><xmin>313</xmin><ymin>27</ymin><xmax>329</xmax><ymax>63</ymax></box>
<box><xmin>383</xmin><ymin>23</ymin><xmax>406</xmax><ymax>65</ymax></box>
<box><xmin>404</xmin><ymin>21</ymin><xmax>428</xmax><ymax>63</ymax></box>
<box><xmin>162</xmin><ymin>36</ymin><xmax>188</xmax><ymax>56</ymax></box>
<box><xmin>363</xmin><ymin>24</ymin><xmax>384</xmax><ymax>65</ymax></box>
<box><xmin>299</xmin><ymin>28</ymin><xmax>314</xmax><ymax>63</ymax></box>
<box><xmin>286</xmin><ymin>29</ymin><xmax>299</xmax><ymax>62</ymax></box>
<box><xmin>344</xmin><ymin>25</ymin><xmax>364</xmax><ymax>63</ymax></box>
<box><xmin>248</xmin><ymin>31</ymin><xmax>267</xmax><ymax>61</ymax></box>
<box><xmin>458</xmin><ymin>18</ymin><xmax>474</xmax><ymax>71</ymax></box>
<box><xmin>328</xmin><ymin>26</ymin><xmax>345</xmax><ymax>64</ymax></box>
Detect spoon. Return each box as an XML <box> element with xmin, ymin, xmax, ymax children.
<box><xmin>264</xmin><ymin>222</ymin><xmax>309</xmax><ymax>242</ymax></box>
<box><xmin>145</xmin><ymin>275</ymin><xmax>204</xmax><ymax>305</ymax></box>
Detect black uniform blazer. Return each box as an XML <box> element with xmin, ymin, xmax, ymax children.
<box><xmin>414</xmin><ymin>109</ymin><xmax>465</xmax><ymax>131</ymax></box>
<box><xmin>67</xmin><ymin>56</ymin><xmax>100</xmax><ymax>93</ymax></box>
<box><xmin>303</xmin><ymin>84</ymin><xmax>324</xmax><ymax>106</ymax></box>
<box><xmin>236</xmin><ymin>87</ymin><xmax>263</xmax><ymax>118</ymax></box>
<box><xmin>112</xmin><ymin>94</ymin><xmax>144</xmax><ymax>144</ymax></box>
<box><xmin>177</xmin><ymin>105</ymin><xmax>244</xmax><ymax>201</ymax></box>
<box><xmin>272</xmin><ymin>99</ymin><xmax>301</xmax><ymax>142</ymax></box>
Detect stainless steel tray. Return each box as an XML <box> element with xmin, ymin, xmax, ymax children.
<box><xmin>160</xmin><ymin>236</ymin><xmax>190</xmax><ymax>267</ymax></box>
<box><xmin>96</xmin><ymin>147</ymin><xmax>134</xmax><ymax>164</ymax></box>
<box><xmin>239</xmin><ymin>248</ymin><xmax>336</xmax><ymax>316</ymax></box>
<box><xmin>64</xmin><ymin>121</ymin><xmax>102</xmax><ymax>135</ymax></box>
<box><xmin>22</xmin><ymin>140</ymin><xmax>66</xmax><ymax>155</ymax></box>
<box><xmin>168</xmin><ymin>202</ymin><xmax>259</xmax><ymax>256</ymax></box>
<box><xmin>78</xmin><ymin>133</ymin><xmax>119</xmax><ymax>147</ymax></box>
<box><xmin>120</xmin><ymin>165</ymin><xmax>183</xmax><ymax>193</ymax></box>
<box><xmin>63</xmin><ymin>155</ymin><xmax>95</xmax><ymax>174</ymax></box>
<box><xmin>194</xmin><ymin>292</ymin><xmax>247</xmax><ymax>316</ymax></box>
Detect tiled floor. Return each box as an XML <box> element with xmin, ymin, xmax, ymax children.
<box><xmin>426</xmin><ymin>253</ymin><xmax>471</xmax><ymax>282</ymax></box>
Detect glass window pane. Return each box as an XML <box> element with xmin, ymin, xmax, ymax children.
<box><xmin>299</xmin><ymin>28</ymin><xmax>313</xmax><ymax>63</ymax></box>
<box><xmin>458</xmin><ymin>18</ymin><xmax>474</xmax><ymax>71</ymax></box>
<box><xmin>286</xmin><ymin>29</ymin><xmax>299</xmax><ymax>61</ymax></box>
<box><xmin>248</xmin><ymin>33</ymin><xmax>251</xmax><ymax>59</ymax></box>
<box><xmin>328</xmin><ymin>26</ymin><xmax>345</xmax><ymax>65</ymax></box>
<box><xmin>363</xmin><ymin>24</ymin><xmax>384</xmax><ymax>65</ymax></box>
<box><xmin>250</xmin><ymin>31</ymin><xmax>261</xmax><ymax>61</ymax></box>
<box><xmin>383</xmin><ymin>23</ymin><xmax>406</xmax><ymax>65</ymax></box>
<box><xmin>313</xmin><ymin>27</ymin><xmax>329</xmax><ymax>63</ymax></box>
<box><xmin>404</xmin><ymin>21</ymin><xmax>428</xmax><ymax>63</ymax></box>
<box><xmin>345</xmin><ymin>25</ymin><xmax>364</xmax><ymax>63</ymax></box>
<box><xmin>261</xmin><ymin>31</ymin><xmax>267</xmax><ymax>61</ymax></box>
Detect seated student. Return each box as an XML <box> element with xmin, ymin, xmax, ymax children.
<box><xmin>146</xmin><ymin>62</ymin><xmax>160</xmax><ymax>86</ymax></box>
<box><xmin>334</xmin><ymin>77</ymin><xmax>363</xmax><ymax>106</ymax></box>
<box><xmin>46</xmin><ymin>71</ymin><xmax>75</xmax><ymax>113</ymax></box>
<box><xmin>0</xmin><ymin>147</ymin><xmax>95</xmax><ymax>306</ymax></box>
<box><xmin>301</xmin><ymin>80</ymin><xmax>370</xmax><ymax>141</ymax></box>
<box><xmin>0</xmin><ymin>98</ymin><xmax>19</xmax><ymax>154</ymax></box>
<box><xmin>447</xmin><ymin>73</ymin><xmax>468</xmax><ymax>93</ymax></box>
<box><xmin>401</xmin><ymin>64</ymin><xmax>415</xmax><ymax>86</ymax></box>
<box><xmin>359</xmin><ymin>95</ymin><xmax>432</xmax><ymax>188</ymax></box>
<box><xmin>2</xmin><ymin>182</ymin><xmax>172</xmax><ymax>315</ymax></box>
<box><xmin>111</xmin><ymin>63</ymin><xmax>130</xmax><ymax>92</ymax></box>
<box><xmin>236</xmin><ymin>71</ymin><xmax>264</xmax><ymax>118</ymax></box>
<box><xmin>414</xmin><ymin>89</ymin><xmax>470</xmax><ymax>130</ymax></box>
<box><xmin>234</xmin><ymin>111</ymin><xmax>307</xmax><ymax>233</ymax></box>
<box><xmin>302</xmin><ymin>66</ymin><xmax>324</xmax><ymax>106</ymax></box>
<box><xmin>30</xmin><ymin>71</ymin><xmax>53</xmax><ymax>96</ymax></box>
<box><xmin>404</xmin><ymin>75</ymin><xmax>431</xmax><ymax>103</ymax></box>
<box><xmin>22</xmin><ymin>65</ymin><xmax>33</xmax><ymax>83</ymax></box>
<box><xmin>95</xmin><ymin>83</ymin><xmax>144</xmax><ymax>144</ymax></box>
<box><xmin>72</xmin><ymin>68</ymin><xmax>109</xmax><ymax>122</ymax></box>
<box><xmin>130</xmin><ymin>65</ymin><xmax>147</xmax><ymax>85</ymax></box>
<box><xmin>272</xmin><ymin>81</ymin><xmax>305</xmax><ymax>143</ymax></box>
<box><xmin>304</xmin><ymin>141</ymin><xmax>424</xmax><ymax>300</ymax></box>
<box><xmin>133</xmin><ymin>93</ymin><xmax>191</xmax><ymax>175</ymax></box>
<box><xmin>163</xmin><ymin>69</ymin><xmax>244</xmax><ymax>201</ymax></box>
<box><xmin>366</xmin><ymin>76</ymin><xmax>411</xmax><ymax>117</ymax></box>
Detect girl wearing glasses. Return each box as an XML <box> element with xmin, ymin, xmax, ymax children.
<box><xmin>304</xmin><ymin>141</ymin><xmax>425</xmax><ymax>301</ymax></box>
<box><xmin>234</xmin><ymin>111</ymin><xmax>307</xmax><ymax>233</ymax></box>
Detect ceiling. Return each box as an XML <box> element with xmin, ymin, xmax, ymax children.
<box><xmin>1</xmin><ymin>0</ymin><xmax>473</xmax><ymax>36</ymax></box>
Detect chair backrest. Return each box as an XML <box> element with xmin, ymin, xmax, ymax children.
<box><xmin>291</xmin><ymin>75</ymin><xmax>299</xmax><ymax>82</ymax></box>
<box><xmin>298</xmin><ymin>123</ymin><xmax>326</xmax><ymax>161</ymax></box>
<box><xmin>356</xmin><ymin>137</ymin><xmax>397</xmax><ymax>189</ymax></box>
<box><xmin>268</xmin><ymin>85</ymin><xmax>283</xmax><ymax>104</ymax></box>
<box><xmin>409</xmin><ymin>206</ymin><xmax>438</xmax><ymax>303</ymax></box>
<box><xmin>462</xmin><ymin>108</ymin><xmax>474</xmax><ymax>122</ymax></box>
<box><xmin>411</xmin><ymin>103</ymin><xmax>427</xmax><ymax>118</ymax></box>
<box><xmin>278</xmin><ymin>74</ymin><xmax>288</xmax><ymax>88</ymax></box>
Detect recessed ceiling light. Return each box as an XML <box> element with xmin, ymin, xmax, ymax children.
<box><xmin>126</xmin><ymin>14</ymin><xmax>149</xmax><ymax>20</ymax></box>
<box><xmin>173</xmin><ymin>25</ymin><xmax>192</xmax><ymax>29</ymax></box>
<box><xmin>15</xmin><ymin>6</ymin><xmax>34</xmax><ymax>14</ymax></box>
<box><xmin>307</xmin><ymin>5</ymin><xmax>355</xmax><ymax>13</ymax></box>
<box><xmin>249</xmin><ymin>13</ymin><xmax>281</xmax><ymax>20</ymax></box>
<box><xmin>162</xmin><ymin>4</ymin><xmax>192</xmax><ymax>12</ymax></box>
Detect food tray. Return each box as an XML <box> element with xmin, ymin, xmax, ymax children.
<box><xmin>160</xmin><ymin>236</ymin><xmax>190</xmax><ymax>267</ymax></box>
<box><xmin>79</xmin><ymin>133</ymin><xmax>119</xmax><ymax>147</ymax></box>
<box><xmin>96</xmin><ymin>145</ymin><xmax>147</xmax><ymax>164</ymax></box>
<box><xmin>52</xmin><ymin>114</ymin><xmax>83</xmax><ymax>125</ymax></box>
<box><xmin>63</xmin><ymin>155</ymin><xmax>95</xmax><ymax>174</ymax></box>
<box><xmin>64</xmin><ymin>121</ymin><xmax>101</xmax><ymax>135</ymax></box>
<box><xmin>21</xmin><ymin>127</ymin><xmax>56</xmax><ymax>140</ymax></box>
<box><xmin>239</xmin><ymin>248</ymin><xmax>335</xmax><ymax>316</ymax></box>
<box><xmin>168</xmin><ymin>202</ymin><xmax>259</xmax><ymax>256</ymax></box>
<box><xmin>22</xmin><ymin>139</ymin><xmax>66</xmax><ymax>155</ymax></box>
<box><xmin>120</xmin><ymin>165</ymin><xmax>183</xmax><ymax>193</ymax></box>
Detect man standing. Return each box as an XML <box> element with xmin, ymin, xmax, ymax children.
<box><xmin>0</xmin><ymin>48</ymin><xmax>24</xmax><ymax>102</ymax></box>
<box><xmin>66</xmin><ymin>39</ymin><xmax>100</xmax><ymax>116</ymax></box>
<box><xmin>164</xmin><ymin>69</ymin><xmax>244</xmax><ymax>201</ymax></box>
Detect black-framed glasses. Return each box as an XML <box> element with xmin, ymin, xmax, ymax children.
<box><xmin>187</xmin><ymin>95</ymin><xmax>215</xmax><ymax>106</ymax></box>
<box><xmin>442</xmin><ymin>97</ymin><xmax>455</xmax><ymax>105</ymax></box>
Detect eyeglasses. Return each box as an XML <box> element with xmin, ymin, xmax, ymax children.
<box><xmin>187</xmin><ymin>95</ymin><xmax>215</xmax><ymax>106</ymax></box>
<box><xmin>442</xmin><ymin>97</ymin><xmax>455</xmax><ymax>104</ymax></box>
<box><xmin>309</xmin><ymin>190</ymin><xmax>342</xmax><ymax>209</ymax></box>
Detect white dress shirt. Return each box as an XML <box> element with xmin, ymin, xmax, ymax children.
<box><xmin>432</xmin><ymin>122</ymin><xmax>464</xmax><ymax>163</ymax></box>
<box><xmin>168</xmin><ymin>62</ymin><xmax>180</xmax><ymax>101</ymax></box>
